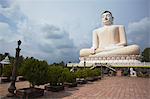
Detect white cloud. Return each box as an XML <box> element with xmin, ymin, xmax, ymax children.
<box><xmin>16</xmin><ymin>19</ymin><xmax>78</xmax><ymax>62</ymax></box>
<box><xmin>127</xmin><ymin>17</ymin><xmax>150</xmax><ymax>51</ymax></box>
<box><xmin>0</xmin><ymin>0</ymin><xmax>78</xmax><ymax>63</ymax></box>
<box><xmin>128</xmin><ymin>17</ymin><xmax>150</xmax><ymax>33</ymax></box>
<box><xmin>0</xmin><ymin>1</ymin><xmax>26</xmax><ymax>26</ymax></box>
<box><xmin>0</xmin><ymin>22</ymin><xmax>20</xmax><ymax>55</ymax></box>
<box><xmin>0</xmin><ymin>22</ymin><xmax>10</xmax><ymax>35</ymax></box>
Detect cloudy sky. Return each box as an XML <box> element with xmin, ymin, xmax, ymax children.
<box><xmin>0</xmin><ymin>0</ymin><xmax>149</xmax><ymax>63</ymax></box>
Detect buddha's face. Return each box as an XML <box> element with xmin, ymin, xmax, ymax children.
<box><xmin>102</xmin><ymin>12</ymin><xmax>113</xmax><ymax>26</ymax></box>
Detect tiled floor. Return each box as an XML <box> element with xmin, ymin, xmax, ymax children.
<box><xmin>0</xmin><ymin>77</ymin><xmax>149</xmax><ymax>99</ymax></box>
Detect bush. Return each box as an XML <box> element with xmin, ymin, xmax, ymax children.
<box><xmin>141</xmin><ymin>48</ymin><xmax>150</xmax><ymax>62</ymax></box>
<box><xmin>75</xmin><ymin>69</ymin><xmax>88</xmax><ymax>78</ymax></box>
<box><xmin>83</xmin><ymin>68</ymin><xmax>101</xmax><ymax>78</ymax></box>
<box><xmin>0</xmin><ymin>65</ymin><xmax>2</xmax><ymax>76</ymax></box>
<box><xmin>20</xmin><ymin>58</ymin><xmax>49</xmax><ymax>87</ymax></box>
<box><xmin>93</xmin><ymin>68</ymin><xmax>101</xmax><ymax>77</ymax></box>
<box><xmin>85</xmin><ymin>68</ymin><xmax>95</xmax><ymax>78</ymax></box>
<box><xmin>47</xmin><ymin>66</ymin><xmax>64</xmax><ymax>86</ymax></box>
<box><xmin>62</xmin><ymin>68</ymin><xmax>76</xmax><ymax>83</ymax></box>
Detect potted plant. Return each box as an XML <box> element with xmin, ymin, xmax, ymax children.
<box><xmin>63</xmin><ymin>68</ymin><xmax>77</xmax><ymax>87</ymax></box>
<box><xmin>75</xmin><ymin>68</ymin><xmax>87</xmax><ymax>84</ymax></box>
<box><xmin>16</xmin><ymin>58</ymin><xmax>48</xmax><ymax>98</ymax></box>
<box><xmin>93</xmin><ymin>68</ymin><xmax>101</xmax><ymax>80</ymax></box>
<box><xmin>85</xmin><ymin>68</ymin><xmax>96</xmax><ymax>81</ymax></box>
<box><xmin>45</xmin><ymin>66</ymin><xmax>65</xmax><ymax>92</ymax></box>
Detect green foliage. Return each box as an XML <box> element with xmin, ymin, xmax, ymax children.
<box><xmin>93</xmin><ymin>68</ymin><xmax>101</xmax><ymax>76</ymax></box>
<box><xmin>47</xmin><ymin>66</ymin><xmax>64</xmax><ymax>86</ymax></box>
<box><xmin>75</xmin><ymin>69</ymin><xmax>88</xmax><ymax>78</ymax></box>
<box><xmin>49</xmin><ymin>61</ymin><xmax>65</xmax><ymax>67</ymax></box>
<box><xmin>17</xmin><ymin>55</ymin><xmax>24</xmax><ymax>71</ymax></box>
<box><xmin>142</xmin><ymin>48</ymin><xmax>150</xmax><ymax>62</ymax></box>
<box><xmin>62</xmin><ymin>68</ymin><xmax>76</xmax><ymax>83</ymax></box>
<box><xmin>123</xmin><ymin>70</ymin><xmax>129</xmax><ymax>76</ymax></box>
<box><xmin>75</xmin><ymin>68</ymin><xmax>101</xmax><ymax>79</ymax></box>
<box><xmin>0</xmin><ymin>53</ymin><xmax>24</xmax><ymax>76</ymax></box>
<box><xmin>85</xmin><ymin>68</ymin><xmax>95</xmax><ymax>77</ymax></box>
<box><xmin>2</xmin><ymin>64</ymin><xmax>13</xmax><ymax>77</ymax></box>
<box><xmin>20</xmin><ymin>58</ymin><xmax>49</xmax><ymax>87</ymax></box>
<box><xmin>136</xmin><ymin>68</ymin><xmax>150</xmax><ymax>78</ymax></box>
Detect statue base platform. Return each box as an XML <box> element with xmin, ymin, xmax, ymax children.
<box><xmin>67</xmin><ymin>55</ymin><xmax>150</xmax><ymax>67</ymax></box>
<box><xmin>79</xmin><ymin>55</ymin><xmax>141</xmax><ymax>67</ymax></box>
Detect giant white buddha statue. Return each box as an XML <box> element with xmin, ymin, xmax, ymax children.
<box><xmin>80</xmin><ymin>11</ymin><xmax>140</xmax><ymax>58</ymax></box>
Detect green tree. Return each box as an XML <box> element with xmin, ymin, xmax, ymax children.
<box><xmin>93</xmin><ymin>68</ymin><xmax>101</xmax><ymax>76</ymax></box>
<box><xmin>85</xmin><ymin>68</ymin><xmax>95</xmax><ymax>77</ymax></box>
<box><xmin>75</xmin><ymin>69</ymin><xmax>88</xmax><ymax>78</ymax></box>
<box><xmin>62</xmin><ymin>68</ymin><xmax>76</xmax><ymax>83</ymax></box>
<box><xmin>20</xmin><ymin>58</ymin><xmax>49</xmax><ymax>87</ymax></box>
<box><xmin>142</xmin><ymin>48</ymin><xmax>150</xmax><ymax>62</ymax></box>
<box><xmin>47</xmin><ymin>66</ymin><xmax>64</xmax><ymax>86</ymax></box>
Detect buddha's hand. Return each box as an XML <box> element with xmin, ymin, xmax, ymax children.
<box><xmin>90</xmin><ymin>47</ymin><xmax>96</xmax><ymax>54</ymax></box>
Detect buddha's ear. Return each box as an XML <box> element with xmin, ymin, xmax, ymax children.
<box><xmin>111</xmin><ymin>17</ymin><xmax>114</xmax><ymax>24</ymax></box>
<box><xmin>112</xmin><ymin>16</ymin><xmax>114</xmax><ymax>21</ymax></box>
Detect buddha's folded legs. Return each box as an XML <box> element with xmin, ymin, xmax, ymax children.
<box><xmin>89</xmin><ymin>45</ymin><xmax>140</xmax><ymax>57</ymax></box>
<box><xmin>80</xmin><ymin>49</ymin><xmax>92</xmax><ymax>57</ymax></box>
<box><xmin>80</xmin><ymin>45</ymin><xmax>140</xmax><ymax>57</ymax></box>
<box><xmin>80</xmin><ymin>48</ymin><xmax>106</xmax><ymax>57</ymax></box>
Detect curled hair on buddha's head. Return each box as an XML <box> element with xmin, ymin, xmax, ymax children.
<box><xmin>102</xmin><ymin>11</ymin><xmax>114</xmax><ymax>19</ymax></box>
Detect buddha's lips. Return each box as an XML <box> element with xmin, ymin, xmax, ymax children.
<box><xmin>103</xmin><ymin>20</ymin><xmax>110</xmax><ymax>23</ymax></box>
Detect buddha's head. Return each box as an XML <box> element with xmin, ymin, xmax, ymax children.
<box><xmin>101</xmin><ymin>11</ymin><xmax>114</xmax><ymax>26</ymax></box>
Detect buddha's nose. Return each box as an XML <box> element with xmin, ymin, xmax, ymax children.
<box><xmin>105</xmin><ymin>17</ymin><xmax>108</xmax><ymax>20</ymax></box>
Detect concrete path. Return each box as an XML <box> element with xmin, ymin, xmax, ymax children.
<box><xmin>0</xmin><ymin>77</ymin><xmax>149</xmax><ymax>99</ymax></box>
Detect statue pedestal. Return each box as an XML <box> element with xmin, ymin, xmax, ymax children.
<box><xmin>79</xmin><ymin>55</ymin><xmax>141</xmax><ymax>66</ymax></box>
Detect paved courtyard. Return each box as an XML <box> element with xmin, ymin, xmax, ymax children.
<box><xmin>0</xmin><ymin>77</ymin><xmax>149</xmax><ymax>99</ymax></box>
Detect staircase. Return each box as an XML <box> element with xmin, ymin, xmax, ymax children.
<box><xmin>104</xmin><ymin>64</ymin><xmax>116</xmax><ymax>72</ymax></box>
<box><xmin>94</xmin><ymin>63</ymin><xmax>116</xmax><ymax>72</ymax></box>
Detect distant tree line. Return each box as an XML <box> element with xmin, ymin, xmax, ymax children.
<box><xmin>0</xmin><ymin>53</ymin><xmax>66</xmax><ymax>77</ymax></box>
<box><xmin>0</xmin><ymin>53</ymin><xmax>66</xmax><ymax>66</ymax></box>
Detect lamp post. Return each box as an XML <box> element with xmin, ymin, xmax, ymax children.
<box><xmin>8</xmin><ymin>40</ymin><xmax>21</xmax><ymax>97</ymax></box>
<box><xmin>84</xmin><ymin>58</ymin><xmax>86</xmax><ymax>68</ymax></box>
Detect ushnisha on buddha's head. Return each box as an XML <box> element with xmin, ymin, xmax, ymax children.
<box><xmin>101</xmin><ymin>11</ymin><xmax>114</xmax><ymax>26</ymax></box>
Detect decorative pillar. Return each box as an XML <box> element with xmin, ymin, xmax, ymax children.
<box><xmin>7</xmin><ymin>40</ymin><xmax>21</xmax><ymax>97</ymax></box>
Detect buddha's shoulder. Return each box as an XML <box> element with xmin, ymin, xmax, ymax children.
<box><xmin>93</xmin><ymin>27</ymin><xmax>103</xmax><ymax>33</ymax></box>
<box><xmin>112</xmin><ymin>25</ymin><xmax>125</xmax><ymax>28</ymax></box>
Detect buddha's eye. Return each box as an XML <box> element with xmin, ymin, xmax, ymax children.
<box><xmin>107</xmin><ymin>14</ymin><xmax>110</xmax><ymax>17</ymax></box>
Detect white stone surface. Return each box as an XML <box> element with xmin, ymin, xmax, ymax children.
<box><xmin>80</xmin><ymin>11</ymin><xmax>140</xmax><ymax>57</ymax></box>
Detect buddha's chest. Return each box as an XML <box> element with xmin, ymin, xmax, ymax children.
<box><xmin>97</xmin><ymin>26</ymin><xmax>120</xmax><ymax>44</ymax></box>
<box><xmin>101</xmin><ymin>27</ymin><xmax>119</xmax><ymax>35</ymax></box>
<box><xmin>99</xmin><ymin>27</ymin><xmax>119</xmax><ymax>37</ymax></box>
